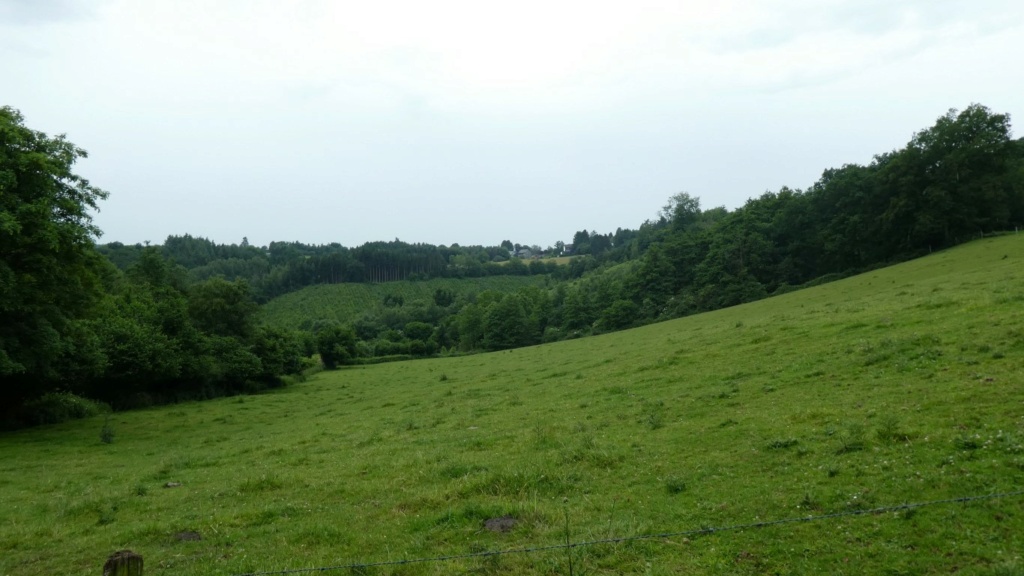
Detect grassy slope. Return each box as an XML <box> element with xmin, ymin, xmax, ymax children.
<box><xmin>2</xmin><ymin>236</ymin><xmax>1023</xmax><ymax>575</ymax></box>
<box><xmin>261</xmin><ymin>276</ymin><xmax>549</xmax><ymax>329</ymax></box>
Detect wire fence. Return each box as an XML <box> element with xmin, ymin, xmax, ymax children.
<box><xmin>231</xmin><ymin>488</ymin><xmax>1024</xmax><ymax>576</ymax></box>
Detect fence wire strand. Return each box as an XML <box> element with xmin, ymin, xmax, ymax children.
<box><xmin>232</xmin><ymin>489</ymin><xmax>1024</xmax><ymax>576</ymax></box>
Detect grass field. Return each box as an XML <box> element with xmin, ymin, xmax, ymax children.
<box><xmin>261</xmin><ymin>276</ymin><xmax>550</xmax><ymax>329</ymax></box>
<box><xmin>544</xmin><ymin>256</ymin><xmax>576</xmax><ymax>266</ymax></box>
<box><xmin>2</xmin><ymin>236</ymin><xmax>1023</xmax><ymax>575</ymax></box>
<box><xmin>494</xmin><ymin>256</ymin><xmax>577</xmax><ymax>266</ymax></box>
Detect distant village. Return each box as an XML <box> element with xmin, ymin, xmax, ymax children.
<box><xmin>510</xmin><ymin>243</ymin><xmax>573</xmax><ymax>260</ymax></box>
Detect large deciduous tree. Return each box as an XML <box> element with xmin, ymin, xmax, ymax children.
<box><xmin>1</xmin><ymin>107</ymin><xmax>109</xmax><ymax>405</ymax></box>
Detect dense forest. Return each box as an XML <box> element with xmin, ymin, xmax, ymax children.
<box><xmin>3</xmin><ymin>104</ymin><xmax>1023</xmax><ymax>427</ymax></box>
<box><xmin>99</xmin><ymin>236</ymin><xmax>567</xmax><ymax>302</ymax></box>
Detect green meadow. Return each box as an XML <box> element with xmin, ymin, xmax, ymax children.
<box><xmin>2</xmin><ymin>235</ymin><xmax>1023</xmax><ymax>575</ymax></box>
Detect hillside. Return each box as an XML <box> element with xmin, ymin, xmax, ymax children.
<box><xmin>261</xmin><ymin>275</ymin><xmax>550</xmax><ymax>329</ymax></box>
<box><xmin>1</xmin><ymin>235</ymin><xmax>1022</xmax><ymax>575</ymax></box>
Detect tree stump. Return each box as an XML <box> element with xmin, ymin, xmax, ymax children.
<box><xmin>103</xmin><ymin>550</ymin><xmax>142</xmax><ymax>576</ymax></box>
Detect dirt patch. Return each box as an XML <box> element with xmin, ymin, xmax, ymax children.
<box><xmin>483</xmin><ymin>516</ymin><xmax>517</xmax><ymax>533</ymax></box>
<box><xmin>175</xmin><ymin>531</ymin><xmax>202</xmax><ymax>541</ymax></box>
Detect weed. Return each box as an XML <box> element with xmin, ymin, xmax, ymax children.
<box><xmin>134</xmin><ymin>484</ymin><xmax>148</xmax><ymax>497</ymax></box>
<box><xmin>767</xmin><ymin>438</ymin><xmax>799</xmax><ymax>450</ymax></box>
<box><xmin>100</xmin><ymin>418</ymin><xmax>115</xmax><ymax>444</ymax></box>
<box><xmin>439</xmin><ymin>463</ymin><xmax>488</xmax><ymax>479</ymax></box>
<box><xmin>715</xmin><ymin>384</ymin><xmax>740</xmax><ymax>399</ymax></box>
<box><xmin>97</xmin><ymin>504</ymin><xmax>117</xmax><ymax>526</ymax></box>
<box><xmin>953</xmin><ymin>434</ymin><xmax>982</xmax><ymax>450</ymax></box>
<box><xmin>438</xmin><ymin>373</ymin><xmax>448</xmax><ymax>381</ymax></box>
<box><xmin>641</xmin><ymin>401</ymin><xmax>665</xmax><ymax>430</ymax></box>
<box><xmin>798</xmin><ymin>492</ymin><xmax>820</xmax><ymax>511</ymax></box>
<box><xmin>875</xmin><ymin>414</ymin><xmax>906</xmax><ymax>443</ymax></box>
<box><xmin>836</xmin><ymin>423</ymin><xmax>866</xmax><ymax>455</ymax></box>
<box><xmin>357</xmin><ymin>432</ymin><xmax>383</xmax><ymax>447</ymax></box>
<box><xmin>664</xmin><ymin>477</ymin><xmax>687</xmax><ymax>495</ymax></box>
<box><xmin>237</xmin><ymin>475</ymin><xmax>285</xmax><ymax>494</ymax></box>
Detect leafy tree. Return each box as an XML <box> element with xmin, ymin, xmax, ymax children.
<box><xmin>601</xmin><ymin>299</ymin><xmax>640</xmax><ymax>331</ymax></box>
<box><xmin>659</xmin><ymin>192</ymin><xmax>702</xmax><ymax>231</ymax></box>
<box><xmin>1</xmin><ymin>107</ymin><xmax>109</xmax><ymax>407</ymax></box>
<box><xmin>883</xmin><ymin>104</ymin><xmax>1020</xmax><ymax>251</ymax></box>
<box><xmin>404</xmin><ymin>321</ymin><xmax>434</xmax><ymax>342</ymax></box>
<box><xmin>506</xmin><ymin>257</ymin><xmax>528</xmax><ymax>275</ymax></box>
<box><xmin>483</xmin><ymin>294</ymin><xmax>531</xmax><ymax>350</ymax></box>
<box><xmin>317</xmin><ymin>325</ymin><xmax>358</xmax><ymax>368</ymax></box>
<box><xmin>188</xmin><ymin>278</ymin><xmax>259</xmax><ymax>340</ymax></box>
<box><xmin>455</xmin><ymin>303</ymin><xmax>486</xmax><ymax>351</ymax></box>
<box><xmin>203</xmin><ymin>335</ymin><xmax>262</xmax><ymax>391</ymax></box>
<box><xmin>251</xmin><ymin>326</ymin><xmax>304</xmax><ymax>383</ymax></box>
<box><xmin>561</xmin><ymin>288</ymin><xmax>593</xmax><ymax>332</ymax></box>
<box><xmin>588</xmin><ymin>232</ymin><xmax>613</xmax><ymax>256</ymax></box>
<box><xmin>432</xmin><ymin>288</ymin><xmax>456</xmax><ymax>307</ymax></box>
<box><xmin>628</xmin><ymin>244</ymin><xmax>675</xmax><ymax>313</ymax></box>
<box><xmin>382</xmin><ymin>293</ymin><xmax>404</xmax><ymax>308</ymax></box>
<box><xmin>89</xmin><ymin>286</ymin><xmax>183</xmax><ymax>402</ymax></box>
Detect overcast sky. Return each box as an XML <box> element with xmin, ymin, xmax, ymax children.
<box><xmin>3</xmin><ymin>0</ymin><xmax>1023</xmax><ymax>248</ymax></box>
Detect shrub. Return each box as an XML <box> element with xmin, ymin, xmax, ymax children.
<box><xmin>21</xmin><ymin>392</ymin><xmax>109</xmax><ymax>426</ymax></box>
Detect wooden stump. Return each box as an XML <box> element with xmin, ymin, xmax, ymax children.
<box><xmin>103</xmin><ymin>550</ymin><xmax>142</xmax><ymax>576</ymax></box>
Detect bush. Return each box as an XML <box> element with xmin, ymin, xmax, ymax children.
<box><xmin>21</xmin><ymin>391</ymin><xmax>109</xmax><ymax>426</ymax></box>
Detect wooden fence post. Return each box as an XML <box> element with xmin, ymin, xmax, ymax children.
<box><xmin>103</xmin><ymin>550</ymin><xmax>142</xmax><ymax>576</ymax></box>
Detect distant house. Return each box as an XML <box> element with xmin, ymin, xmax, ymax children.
<box><xmin>562</xmin><ymin>244</ymin><xmax>575</xmax><ymax>256</ymax></box>
<box><xmin>514</xmin><ymin>248</ymin><xmax>532</xmax><ymax>259</ymax></box>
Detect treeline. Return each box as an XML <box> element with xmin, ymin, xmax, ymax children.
<box><xmin>5</xmin><ymin>103</ymin><xmax>1022</xmax><ymax>422</ymax></box>
<box><xmin>0</xmin><ymin>108</ymin><xmax>310</xmax><ymax>427</ymax></box>
<box><xmin>303</xmin><ymin>104</ymin><xmax>1024</xmax><ymax>364</ymax></box>
<box><xmin>99</xmin><ymin>237</ymin><xmax>571</xmax><ymax>302</ymax></box>
<box><xmin>544</xmin><ymin>105</ymin><xmax>1024</xmax><ymax>331</ymax></box>
<box><xmin>616</xmin><ymin>104</ymin><xmax>1024</xmax><ymax>319</ymax></box>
